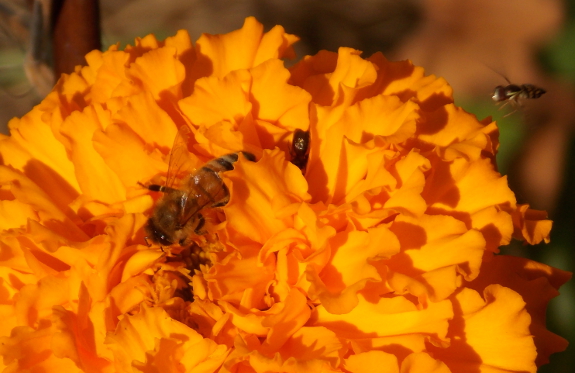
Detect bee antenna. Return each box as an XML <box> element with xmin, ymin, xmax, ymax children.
<box><xmin>481</xmin><ymin>62</ymin><xmax>512</xmax><ymax>84</ymax></box>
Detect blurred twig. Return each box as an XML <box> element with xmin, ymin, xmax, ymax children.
<box><xmin>52</xmin><ymin>0</ymin><xmax>100</xmax><ymax>77</ymax></box>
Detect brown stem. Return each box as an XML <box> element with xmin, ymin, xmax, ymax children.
<box><xmin>52</xmin><ymin>0</ymin><xmax>101</xmax><ymax>78</ymax></box>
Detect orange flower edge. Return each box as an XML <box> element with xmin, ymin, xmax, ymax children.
<box><xmin>0</xmin><ymin>16</ymin><xmax>568</xmax><ymax>373</ymax></box>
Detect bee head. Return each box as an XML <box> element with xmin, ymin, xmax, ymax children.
<box><xmin>145</xmin><ymin>218</ymin><xmax>174</xmax><ymax>246</ymax></box>
<box><xmin>492</xmin><ymin>86</ymin><xmax>505</xmax><ymax>102</ymax></box>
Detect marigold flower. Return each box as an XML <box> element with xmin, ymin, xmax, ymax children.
<box><xmin>0</xmin><ymin>17</ymin><xmax>569</xmax><ymax>373</ymax></box>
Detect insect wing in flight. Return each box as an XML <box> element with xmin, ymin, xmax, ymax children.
<box><xmin>165</xmin><ymin>125</ymin><xmax>197</xmax><ymax>189</ymax></box>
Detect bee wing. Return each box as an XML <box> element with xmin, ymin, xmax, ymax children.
<box><xmin>165</xmin><ymin>125</ymin><xmax>196</xmax><ymax>188</ymax></box>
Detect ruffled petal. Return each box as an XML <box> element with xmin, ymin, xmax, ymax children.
<box><xmin>192</xmin><ymin>17</ymin><xmax>298</xmax><ymax>81</ymax></box>
<box><xmin>465</xmin><ymin>255</ymin><xmax>570</xmax><ymax>366</ymax></box>
<box><xmin>105</xmin><ymin>305</ymin><xmax>228</xmax><ymax>373</ymax></box>
<box><xmin>430</xmin><ymin>285</ymin><xmax>537</xmax><ymax>373</ymax></box>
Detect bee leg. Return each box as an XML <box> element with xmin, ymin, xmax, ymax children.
<box><xmin>138</xmin><ymin>181</ymin><xmax>177</xmax><ymax>194</ymax></box>
<box><xmin>502</xmin><ymin>98</ymin><xmax>522</xmax><ymax>117</ymax></box>
<box><xmin>503</xmin><ymin>109</ymin><xmax>518</xmax><ymax>118</ymax></box>
<box><xmin>497</xmin><ymin>100</ymin><xmax>510</xmax><ymax>111</ymax></box>
<box><xmin>194</xmin><ymin>214</ymin><xmax>207</xmax><ymax>235</ymax></box>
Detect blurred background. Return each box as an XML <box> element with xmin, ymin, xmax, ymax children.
<box><xmin>1</xmin><ymin>0</ymin><xmax>573</xmax><ymax>371</ymax></box>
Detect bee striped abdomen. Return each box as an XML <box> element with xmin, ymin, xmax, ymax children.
<box><xmin>191</xmin><ymin>151</ymin><xmax>255</xmax><ymax>207</ymax></box>
<box><xmin>207</xmin><ymin>151</ymin><xmax>255</xmax><ymax>172</ymax></box>
<box><xmin>519</xmin><ymin>84</ymin><xmax>546</xmax><ymax>99</ymax></box>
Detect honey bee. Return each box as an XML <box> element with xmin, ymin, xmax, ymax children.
<box><xmin>492</xmin><ymin>78</ymin><xmax>546</xmax><ymax>116</ymax></box>
<box><xmin>142</xmin><ymin>126</ymin><xmax>255</xmax><ymax>246</ymax></box>
<box><xmin>290</xmin><ymin>128</ymin><xmax>310</xmax><ymax>171</ymax></box>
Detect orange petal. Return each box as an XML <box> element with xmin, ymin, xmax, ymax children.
<box><xmin>400</xmin><ymin>352</ymin><xmax>451</xmax><ymax>373</ymax></box>
<box><xmin>224</xmin><ymin>149</ymin><xmax>310</xmax><ymax>244</ymax></box>
<box><xmin>162</xmin><ymin>30</ymin><xmax>198</xmax><ymax>97</ymax></box>
<box><xmin>374</xmin><ymin>57</ymin><xmax>453</xmax><ymax>111</ymax></box>
<box><xmin>84</xmin><ymin>49</ymin><xmax>131</xmax><ymax>104</ymax></box>
<box><xmin>508</xmin><ymin>204</ymin><xmax>552</xmax><ymax>244</ymax></box>
<box><xmin>192</xmin><ymin>17</ymin><xmax>298</xmax><ymax>81</ymax></box>
<box><xmin>0</xmin><ymin>167</ymin><xmax>87</xmax><ymax>241</ymax></box>
<box><xmin>290</xmin><ymin>47</ymin><xmax>378</xmax><ymax>106</ymax></box>
<box><xmin>59</xmin><ymin>105</ymin><xmax>126</xmax><ymax>204</ymax></box>
<box><xmin>0</xmin><ymin>324</ymin><xmax>83</xmax><ymax>372</ymax></box>
<box><xmin>111</xmin><ymin>91</ymin><xmax>179</xmax><ymax>150</ymax></box>
<box><xmin>116</xmin><ymin>46</ymin><xmax>185</xmax><ymax>102</ymax></box>
<box><xmin>466</xmin><ymin>255</ymin><xmax>571</xmax><ymax>366</ymax></box>
<box><xmin>424</xmin><ymin>155</ymin><xmax>517</xmax><ymax>251</ymax></box>
<box><xmin>93</xmin><ymin>121</ymin><xmax>169</xmax><ymax>189</ymax></box>
<box><xmin>306</xmin><ymin>225</ymin><xmax>399</xmax><ymax>314</ymax></box>
<box><xmin>179</xmin><ymin>70</ymin><xmax>253</xmax><ymax>131</ymax></box>
<box><xmin>120</xmin><ymin>249</ymin><xmax>164</xmax><ymax>282</ymax></box>
<box><xmin>105</xmin><ymin>305</ymin><xmax>229</xmax><ymax>373</ymax></box>
<box><xmin>1</xmin><ymin>108</ymin><xmax>80</xmax><ymax>206</ymax></box>
<box><xmin>15</xmin><ymin>276</ymin><xmax>72</xmax><ymax>327</ymax></box>
<box><xmin>0</xmin><ymin>200</ymin><xmax>36</xmax><ymax>230</ymax></box>
<box><xmin>205</xmin><ymin>248</ymin><xmax>275</xmax><ymax>310</ymax></box>
<box><xmin>250</xmin><ymin>59</ymin><xmax>311</xmax><ymax>134</ymax></box>
<box><xmin>259</xmin><ymin>203</ymin><xmax>336</xmax><ymax>302</ymax></box>
<box><xmin>51</xmin><ymin>303</ymin><xmax>111</xmax><ymax>371</ymax></box>
<box><xmin>430</xmin><ymin>285</ymin><xmax>536</xmax><ymax>373</ymax></box>
<box><xmin>224</xmin><ymin>327</ymin><xmax>343</xmax><ymax>373</ymax></box>
<box><xmin>281</xmin><ymin>326</ymin><xmax>343</xmax><ymax>362</ymax></box>
<box><xmin>416</xmin><ymin>105</ymin><xmax>492</xmax><ymax>153</ymax></box>
<box><xmin>424</xmin><ymin>156</ymin><xmax>516</xmax><ymax>214</ymax></box>
<box><xmin>0</xmin><ymin>266</ymin><xmax>37</xmax><ymax>338</ymax></box>
<box><xmin>314</xmin><ymin>293</ymin><xmax>453</xmax><ymax>346</ymax></box>
<box><xmin>260</xmin><ymin>289</ymin><xmax>311</xmax><ymax>354</ymax></box>
<box><xmin>330</xmin><ymin>150</ymin><xmax>429</xmax><ymax>230</ymax></box>
<box><xmin>180</xmin><ymin>56</ymin><xmax>310</xmax><ymax>154</ymax></box>
<box><xmin>386</xmin><ymin>214</ymin><xmax>486</xmax><ymax>301</ymax></box>
<box><xmin>345</xmin><ymin>351</ymin><xmax>399</xmax><ymax>373</ymax></box>
<box><xmin>341</xmin><ymin>95</ymin><xmax>420</xmax><ymax>145</ymax></box>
